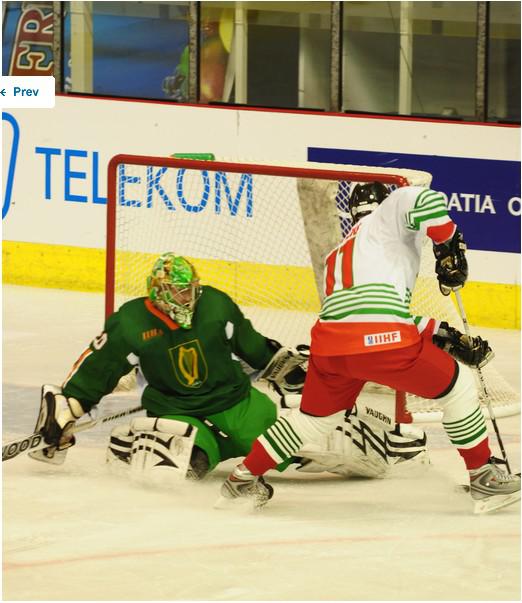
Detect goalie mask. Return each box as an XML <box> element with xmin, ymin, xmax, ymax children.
<box><xmin>349</xmin><ymin>181</ymin><xmax>390</xmax><ymax>223</ymax></box>
<box><xmin>147</xmin><ymin>253</ymin><xmax>201</xmax><ymax>329</ymax></box>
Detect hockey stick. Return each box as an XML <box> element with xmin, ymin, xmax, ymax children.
<box><xmin>453</xmin><ymin>290</ymin><xmax>512</xmax><ymax>473</ymax></box>
<box><xmin>2</xmin><ymin>404</ymin><xmax>144</xmax><ymax>462</ymax></box>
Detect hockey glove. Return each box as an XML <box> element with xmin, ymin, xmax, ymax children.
<box><xmin>28</xmin><ymin>385</ymin><xmax>85</xmax><ymax>465</ymax></box>
<box><xmin>433</xmin><ymin>322</ymin><xmax>494</xmax><ymax>368</ymax></box>
<box><xmin>433</xmin><ymin>229</ymin><xmax>468</xmax><ymax>295</ymax></box>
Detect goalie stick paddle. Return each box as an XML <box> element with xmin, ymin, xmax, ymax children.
<box><xmin>453</xmin><ymin>290</ymin><xmax>512</xmax><ymax>473</ymax></box>
<box><xmin>2</xmin><ymin>405</ymin><xmax>144</xmax><ymax>462</ymax></box>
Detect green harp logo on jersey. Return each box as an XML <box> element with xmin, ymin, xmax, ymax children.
<box><xmin>169</xmin><ymin>340</ymin><xmax>208</xmax><ymax>388</ymax></box>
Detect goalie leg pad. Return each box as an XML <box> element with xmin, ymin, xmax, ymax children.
<box><xmin>128</xmin><ymin>418</ymin><xmax>198</xmax><ymax>485</ymax></box>
<box><xmin>107</xmin><ymin>418</ymin><xmax>210</xmax><ymax>482</ymax></box>
<box><xmin>107</xmin><ymin>423</ymin><xmax>134</xmax><ymax>466</ymax></box>
<box><xmin>383</xmin><ymin>423</ymin><xmax>429</xmax><ymax>469</ymax></box>
<box><xmin>297</xmin><ymin>413</ymin><xmax>429</xmax><ymax>479</ymax></box>
<box><xmin>130</xmin><ymin>429</ymin><xmax>197</xmax><ymax>485</ymax></box>
<box><xmin>297</xmin><ymin>415</ymin><xmax>389</xmax><ymax>478</ymax></box>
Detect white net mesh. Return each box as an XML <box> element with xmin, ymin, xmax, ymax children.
<box><xmin>109</xmin><ymin>157</ymin><xmax>519</xmax><ymax>421</ymax></box>
<box><xmin>112</xmin><ymin>163</ymin><xmax>320</xmax><ymax>346</ymax></box>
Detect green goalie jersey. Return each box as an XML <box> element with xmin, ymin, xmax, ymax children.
<box><xmin>62</xmin><ymin>286</ymin><xmax>275</xmax><ymax>417</ymax></box>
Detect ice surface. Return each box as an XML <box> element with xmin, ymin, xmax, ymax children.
<box><xmin>3</xmin><ymin>285</ymin><xmax>520</xmax><ymax>601</ymax></box>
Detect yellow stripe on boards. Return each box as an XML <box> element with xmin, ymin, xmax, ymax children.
<box><xmin>3</xmin><ymin>240</ymin><xmax>106</xmax><ymax>292</ymax></box>
<box><xmin>3</xmin><ymin>241</ymin><xmax>320</xmax><ymax>312</ymax></box>
<box><xmin>460</xmin><ymin>281</ymin><xmax>520</xmax><ymax>331</ymax></box>
<box><xmin>2</xmin><ymin>240</ymin><xmax>519</xmax><ymax>328</ymax></box>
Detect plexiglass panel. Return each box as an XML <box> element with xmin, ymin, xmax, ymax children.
<box><xmin>343</xmin><ymin>1</ymin><xmax>478</xmax><ymax>119</ymax></box>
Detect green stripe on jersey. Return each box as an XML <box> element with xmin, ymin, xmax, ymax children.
<box><xmin>320</xmin><ymin>307</ymin><xmax>412</xmax><ymax>320</ymax></box>
<box><xmin>320</xmin><ymin>282</ymin><xmax>411</xmax><ymax>321</ymax></box>
<box><xmin>321</xmin><ymin>301</ymin><xmax>410</xmax><ymax>319</ymax></box>
<box><xmin>406</xmin><ymin>190</ymin><xmax>448</xmax><ymax>231</ymax></box>
<box><xmin>322</xmin><ymin>294</ymin><xmax>408</xmax><ymax>312</ymax></box>
<box><xmin>325</xmin><ymin>289</ymin><xmax>403</xmax><ymax>303</ymax></box>
<box><xmin>323</xmin><ymin>284</ymin><xmax>404</xmax><ymax>304</ymax></box>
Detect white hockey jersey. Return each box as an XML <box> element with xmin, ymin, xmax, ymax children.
<box><xmin>311</xmin><ymin>186</ymin><xmax>456</xmax><ymax>356</ymax></box>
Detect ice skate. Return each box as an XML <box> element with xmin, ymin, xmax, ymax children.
<box><xmin>216</xmin><ymin>465</ymin><xmax>274</xmax><ymax>510</ymax></box>
<box><xmin>469</xmin><ymin>457</ymin><xmax>521</xmax><ymax>514</ymax></box>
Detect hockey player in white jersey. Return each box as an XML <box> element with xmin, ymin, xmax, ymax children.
<box><xmin>220</xmin><ymin>182</ymin><xmax>520</xmax><ymax>514</ymax></box>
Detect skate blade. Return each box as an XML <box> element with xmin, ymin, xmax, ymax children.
<box><xmin>214</xmin><ymin>495</ymin><xmax>237</xmax><ymax>510</ymax></box>
<box><xmin>473</xmin><ymin>491</ymin><xmax>521</xmax><ymax>514</ymax></box>
<box><xmin>214</xmin><ymin>494</ymin><xmax>267</xmax><ymax>511</ymax></box>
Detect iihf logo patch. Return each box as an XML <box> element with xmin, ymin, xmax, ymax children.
<box><xmin>364</xmin><ymin>331</ymin><xmax>402</xmax><ymax>347</ymax></box>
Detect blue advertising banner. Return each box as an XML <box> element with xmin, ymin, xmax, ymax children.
<box><xmin>308</xmin><ymin>147</ymin><xmax>521</xmax><ymax>254</ymax></box>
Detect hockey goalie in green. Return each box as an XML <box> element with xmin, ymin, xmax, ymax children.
<box><xmin>29</xmin><ymin>252</ymin><xmax>430</xmax><ymax>484</ymax></box>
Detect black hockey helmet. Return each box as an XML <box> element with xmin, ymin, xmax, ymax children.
<box><xmin>349</xmin><ymin>181</ymin><xmax>390</xmax><ymax>223</ymax></box>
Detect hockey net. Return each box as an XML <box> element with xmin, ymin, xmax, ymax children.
<box><xmin>106</xmin><ymin>155</ymin><xmax>520</xmax><ymax>422</ymax></box>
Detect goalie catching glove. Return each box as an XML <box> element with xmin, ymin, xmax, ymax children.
<box><xmin>433</xmin><ymin>322</ymin><xmax>494</xmax><ymax>368</ymax></box>
<box><xmin>433</xmin><ymin>228</ymin><xmax>468</xmax><ymax>295</ymax></box>
<box><xmin>28</xmin><ymin>384</ymin><xmax>85</xmax><ymax>465</ymax></box>
<box><xmin>258</xmin><ymin>343</ymin><xmax>309</xmax><ymax>399</ymax></box>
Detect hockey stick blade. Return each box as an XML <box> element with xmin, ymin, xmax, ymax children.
<box><xmin>2</xmin><ymin>432</ymin><xmax>46</xmax><ymax>462</ymax></box>
<box><xmin>2</xmin><ymin>405</ymin><xmax>144</xmax><ymax>462</ymax></box>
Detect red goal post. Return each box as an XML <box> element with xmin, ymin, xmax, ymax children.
<box><xmin>105</xmin><ymin>155</ymin><xmax>519</xmax><ymax>423</ymax></box>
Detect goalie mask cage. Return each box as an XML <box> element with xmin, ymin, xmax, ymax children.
<box><xmin>106</xmin><ymin>155</ymin><xmax>520</xmax><ymax>423</ymax></box>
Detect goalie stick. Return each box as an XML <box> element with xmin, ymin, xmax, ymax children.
<box><xmin>454</xmin><ymin>290</ymin><xmax>511</xmax><ymax>473</ymax></box>
<box><xmin>2</xmin><ymin>404</ymin><xmax>144</xmax><ymax>462</ymax></box>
